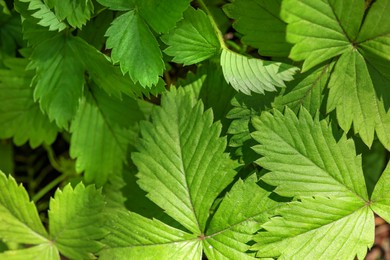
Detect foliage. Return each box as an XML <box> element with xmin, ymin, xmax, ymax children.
<box><xmin>0</xmin><ymin>0</ymin><xmax>389</xmax><ymax>259</ymax></box>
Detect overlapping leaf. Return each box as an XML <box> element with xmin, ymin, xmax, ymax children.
<box><xmin>251</xmin><ymin>108</ymin><xmax>378</xmax><ymax>259</ymax></box>
<box><xmin>164</xmin><ymin>7</ymin><xmax>220</xmax><ymax>65</ymax></box>
<box><xmin>224</xmin><ymin>0</ymin><xmax>292</xmax><ymax>57</ymax></box>
<box><xmin>51</xmin><ymin>0</ymin><xmax>94</xmax><ymax>28</ymax></box>
<box><xmin>18</xmin><ymin>0</ymin><xmax>67</xmax><ymax>31</ymax></box>
<box><xmin>101</xmin><ymin>88</ymin><xmax>281</xmax><ymax>258</ymax></box>
<box><xmin>70</xmin><ymin>84</ymin><xmax>151</xmax><ymax>186</ymax></box>
<box><xmin>105</xmin><ymin>10</ymin><xmax>164</xmax><ymax>87</ymax></box>
<box><xmin>49</xmin><ymin>183</ymin><xmax>106</xmax><ymax>259</ymax></box>
<box><xmin>0</xmin><ymin>58</ymin><xmax>58</xmax><ymax>148</ymax></box>
<box><xmin>220</xmin><ymin>48</ymin><xmax>298</xmax><ymax>95</ymax></box>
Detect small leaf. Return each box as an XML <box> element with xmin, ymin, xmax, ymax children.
<box><xmin>224</xmin><ymin>0</ymin><xmax>292</xmax><ymax>57</ymax></box>
<box><xmin>164</xmin><ymin>7</ymin><xmax>220</xmax><ymax>65</ymax></box>
<box><xmin>0</xmin><ymin>171</ymin><xmax>48</xmax><ymax>244</ymax></box>
<box><xmin>371</xmin><ymin>163</ymin><xmax>390</xmax><ymax>223</ymax></box>
<box><xmin>52</xmin><ymin>0</ymin><xmax>94</xmax><ymax>28</ymax></box>
<box><xmin>96</xmin><ymin>0</ymin><xmax>134</xmax><ymax>11</ymax></box>
<box><xmin>220</xmin><ymin>48</ymin><xmax>298</xmax><ymax>95</ymax></box>
<box><xmin>49</xmin><ymin>183</ymin><xmax>106</xmax><ymax>259</ymax></box>
<box><xmin>19</xmin><ymin>0</ymin><xmax>67</xmax><ymax>31</ymax></box>
<box><xmin>105</xmin><ymin>10</ymin><xmax>164</xmax><ymax>87</ymax></box>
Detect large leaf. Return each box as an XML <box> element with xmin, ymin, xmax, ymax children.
<box><xmin>51</xmin><ymin>0</ymin><xmax>94</xmax><ymax>28</ymax></box>
<box><xmin>164</xmin><ymin>7</ymin><xmax>220</xmax><ymax>65</ymax></box>
<box><xmin>0</xmin><ymin>58</ymin><xmax>58</xmax><ymax>148</ymax></box>
<box><xmin>224</xmin><ymin>0</ymin><xmax>292</xmax><ymax>57</ymax></box>
<box><xmin>29</xmin><ymin>33</ymin><xmax>86</xmax><ymax>129</ymax></box>
<box><xmin>220</xmin><ymin>48</ymin><xmax>298</xmax><ymax>95</ymax></box>
<box><xmin>105</xmin><ymin>10</ymin><xmax>164</xmax><ymax>87</ymax></box>
<box><xmin>70</xmin><ymin>84</ymin><xmax>150</xmax><ymax>186</ymax></box>
<box><xmin>281</xmin><ymin>0</ymin><xmax>364</xmax><ymax>71</ymax></box>
<box><xmin>251</xmin><ymin>108</ymin><xmax>375</xmax><ymax>259</ymax></box>
<box><xmin>18</xmin><ymin>0</ymin><xmax>67</xmax><ymax>31</ymax></box>
<box><xmin>49</xmin><ymin>183</ymin><xmax>106</xmax><ymax>259</ymax></box>
<box><xmin>0</xmin><ymin>171</ymin><xmax>48</xmax><ymax>245</ymax></box>
<box><xmin>101</xmin><ymin>88</ymin><xmax>281</xmax><ymax>258</ymax></box>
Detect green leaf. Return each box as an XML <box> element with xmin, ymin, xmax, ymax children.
<box><xmin>0</xmin><ymin>243</ymin><xmax>59</xmax><ymax>260</ymax></box>
<box><xmin>0</xmin><ymin>142</ymin><xmax>14</xmax><ymax>174</ymax></box>
<box><xmin>96</xmin><ymin>0</ymin><xmax>134</xmax><ymax>11</ymax></box>
<box><xmin>136</xmin><ymin>0</ymin><xmax>191</xmax><ymax>33</ymax></box>
<box><xmin>101</xmin><ymin>210</ymin><xmax>201</xmax><ymax>259</ymax></box>
<box><xmin>105</xmin><ymin>10</ymin><xmax>164</xmax><ymax>87</ymax></box>
<box><xmin>49</xmin><ymin>183</ymin><xmax>106</xmax><ymax>259</ymax></box>
<box><xmin>273</xmin><ymin>62</ymin><xmax>334</xmax><ymax>115</ymax></box>
<box><xmin>281</xmin><ymin>0</ymin><xmax>364</xmax><ymax>71</ymax></box>
<box><xmin>70</xmin><ymin>84</ymin><xmax>150</xmax><ymax>186</ymax></box>
<box><xmin>224</xmin><ymin>0</ymin><xmax>292</xmax><ymax>57</ymax></box>
<box><xmin>163</xmin><ymin>7</ymin><xmax>220</xmax><ymax>65</ymax></box>
<box><xmin>133</xmin><ymin>88</ymin><xmax>238</xmax><ymax>233</ymax></box>
<box><xmin>326</xmin><ymin>50</ymin><xmax>390</xmax><ymax>149</ymax></box>
<box><xmin>0</xmin><ymin>171</ymin><xmax>48</xmax><ymax>244</ymax></box>
<box><xmin>19</xmin><ymin>0</ymin><xmax>67</xmax><ymax>31</ymax></box>
<box><xmin>251</xmin><ymin>108</ymin><xmax>376</xmax><ymax>259</ymax></box>
<box><xmin>253</xmin><ymin>196</ymin><xmax>374</xmax><ymax>259</ymax></box>
<box><xmin>0</xmin><ymin>58</ymin><xmax>58</xmax><ymax>148</ymax></box>
<box><xmin>29</xmin><ymin>33</ymin><xmax>85</xmax><ymax>129</ymax></box>
<box><xmin>220</xmin><ymin>48</ymin><xmax>298</xmax><ymax>95</ymax></box>
<box><xmin>51</xmin><ymin>0</ymin><xmax>94</xmax><ymax>28</ymax></box>
<box><xmin>371</xmin><ymin>163</ymin><xmax>390</xmax><ymax>223</ymax></box>
<box><xmin>252</xmin><ymin>108</ymin><xmax>368</xmax><ymax>199</ymax></box>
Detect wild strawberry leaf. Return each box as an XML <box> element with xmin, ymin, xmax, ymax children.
<box><xmin>51</xmin><ymin>0</ymin><xmax>94</xmax><ymax>28</ymax></box>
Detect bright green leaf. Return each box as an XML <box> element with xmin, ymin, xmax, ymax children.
<box><xmin>0</xmin><ymin>243</ymin><xmax>59</xmax><ymax>260</ymax></box>
<box><xmin>281</xmin><ymin>0</ymin><xmax>357</xmax><ymax>71</ymax></box>
<box><xmin>164</xmin><ymin>7</ymin><xmax>220</xmax><ymax>65</ymax></box>
<box><xmin>220</xmin><ymin>48</ymin><xmax>298</xmax><ymax>95</ymax></box>
<box><xmin>133</xmin><ymin>88</ymin><xmax>238</xmax><ymax>233</ymax></box>
<box><xmin>0</xmin><ymin>58</ymin><xmax>58</xmax><ymax>148</ymax></box>
<box><xmin>252</xmin><ymin>108</ymin><xmax>368</xmax><ymax>199</ymax></box>
<box><xmin>327</xmin><ymin>50</ymin><xmax>390</xmax><ymax>149</ymax></box>
<box><xmin>49</xmin><ymin>183</ymin><xmax>106</xmax><ymax>259</ymax></box>
<box><xmin>105</xmin><ymin>10</ymin><xmax>164</xmax><ymax>87</ymax></box>
<box><xmin>371</xmin><ymin>163</ymin><xmax>390</xmax><ymax>223</ymax></box>
<box><xmin>0</xmin><ymin>171</ymin><xmax>48</xmax><ymax>245</ymax></box>
<box><xmin>224</xmin><ymin>0</ymin><xmax>292</xmax><ymax>57</ymax></box>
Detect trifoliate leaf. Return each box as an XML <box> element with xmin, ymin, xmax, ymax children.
<box><xmin>327</xmin><ymin>50</ymin><xmax>390</xmax><ymax>149</ymax></box>
<box><xmin>0</xmin><ymin>58</ymin><xmax>58</xmax><ymax>148</ymax></box>
<box><xmin>224</xmin><ymin>0</ymin><xmax>292</xmax><ymax>57</ymax></box>
<box><xmin>51</xmin><ymin>0</ymin><xmax>94</xmax><ymax>28</ymax></box>
<box><xmin>252</xmin><ymin>108</ymin><xmax>368</xmax><ymax>199</ymax></box>
<box><xmin>96</xmin><ymin>0</ymin><xmax>134</xmax><ymax>11</ymax></box>
<box><xmin>281</xmin><ymin>0</ymin><xmax>363</xmax><ymax>71</ymax></box>
<box><xmin>273</xmin><ymin>62</ymin><xmax>334</xmax><ymax>115</ymax></box>
<box><xmin>133</xmin><ymin>88</ymin><xmax>238</xmax><ymax>233</ymax></box>
<box><xmin>49</xmin><ymin>183</ymin><xmax>106</xmax><ymax>259</ymax></box>
<box><xmin>164</xmin><ymin>7</ymin><xmax>220</xmax><ymax>65</ymax></box>
<box><xmin>105</xmin><ymin>10</ymin><xmax>164</xmax><ymax>87</ymax></box>
<box><xmin>136</xmin><ymin>0</ymin><xmax>191</xmax><ymax>33</ymax></box>
<box><xmin>29</xmin><ymin>33</ymin><xmax>86</xmax><ymax>129</ymax></box>
<box><xmin>0</xmin><ymin>171</ymin><xmax>48</xmax><ymax>244</ymax></box>
<box><xmin>371</xmin><ymin>163</ymin><xmax>390</xmax><ymax>223</ymax></box>
<box><xmin>102</xmin><ymin>89</ymin><xmax>283</xmax><ymax>258</ymax></box>
<box><xmin>19</xmin><ymin>0</ymin><xmax>67</xmax><ymax>31</ymax></box>
<box><xmin>70</xmin><ymin>84</ymin><xmax>150</xmax><ymax>186</ymax></box>
<box><xmin>220</xmin><ymin>48</ymin><xmax>298</xmax><ymax>95</ymax></box>
<box><xmin>251</xmin><ymin>108</ymin><xmax>376</xmax><ymax>259</ymax></box>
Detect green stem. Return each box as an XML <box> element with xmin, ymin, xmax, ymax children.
<box><xmin>32</xmin><ymin>173</ymin><xmax>68</xmax><ymax>203</ymax></box>
<box><xmin>197</xmin><ymin>0</ymin><xmax>227</xmax><ymax>49</ymax></box>
<box><xmin>43</xmin><ymin>144</ymin><xmax>62</xmax><ymax>172</ymax></box>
